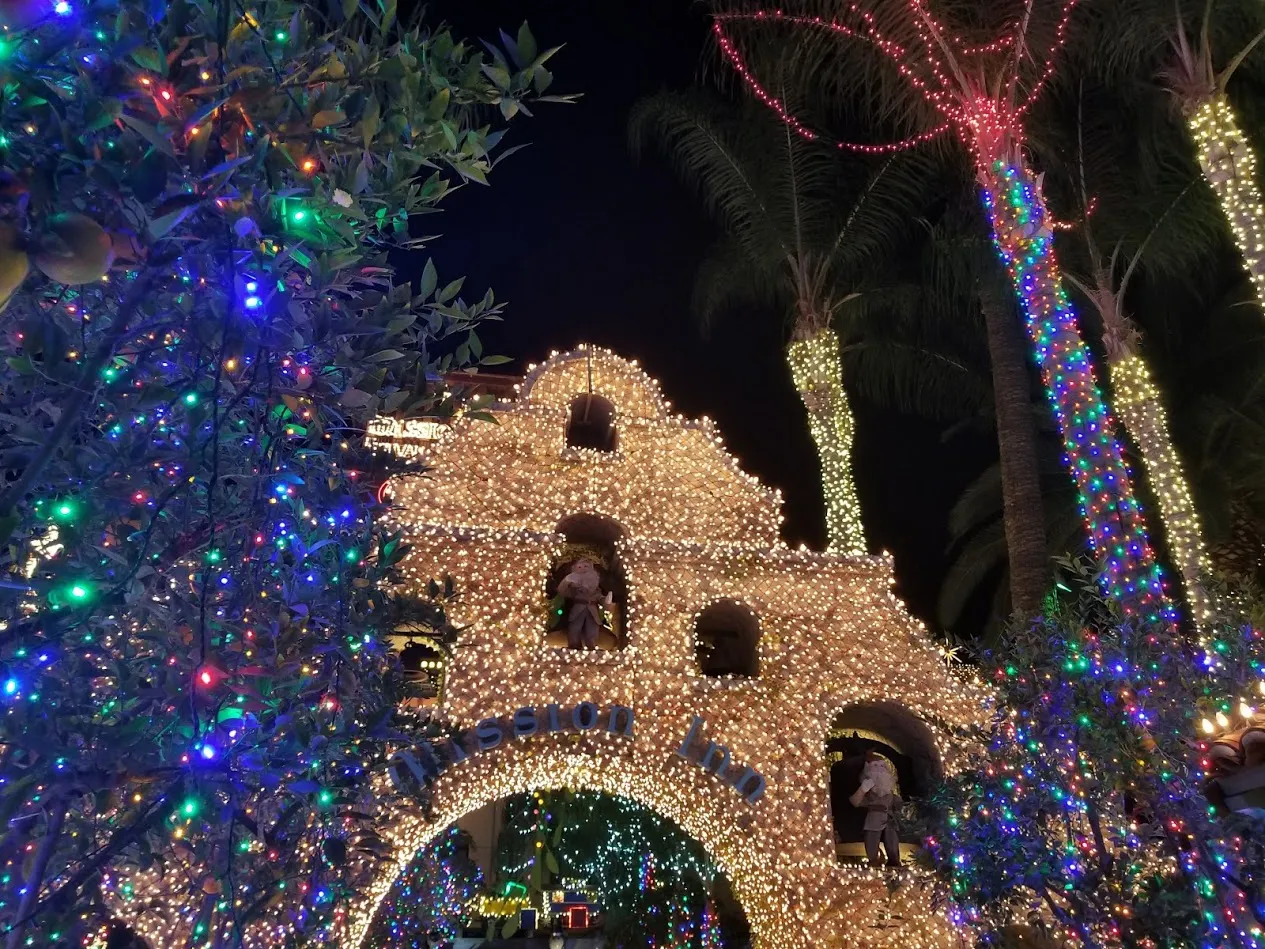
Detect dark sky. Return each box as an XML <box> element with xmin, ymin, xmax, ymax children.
<box><xmin>419</xmin><ymin>0</ymin><xmax>982</xmax><ymax>626</ymax></box>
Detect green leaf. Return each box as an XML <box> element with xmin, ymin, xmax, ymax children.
<box><xmin>360</xmin><ymin>95</ymin><xmax>380</xmax><ymax>148</ymax></box>
<box><xmin>516</xmin><ymin>23</ymin><xmax>538</xmax><ymax>66</ymax></box>
<box><xmin>436</xmin><ymin>277</ymin><xmax>464</xmax><ymax>304</ymax></box>
<box><xmin>365</xmin><ymin>350</ymin><xmax>405</xmax><ymax>362</ymax></box>
<box><xmin>419</xmin><ymin>259</ymin><xmax>437</xmax><ymax>299</ymax></box>
<box><xmin>119</xmin><ymin>113</ymin><xmax>175</xmax><ymax>157</ymax></box>
<box><xmin>311</xmin><ymin>109</ymin><xmax>346</xmax><ymax>130</ymax></box>
<box><xmin>379</xmin><ymin>0</ymin><xmax>397</xmax><ymax>33</ymax></box>
<box><xmin>481</xmin><ymin>64</ymin><xmax>511</xmax><ymax>91</ymax></box>
<box><xmin>480</xmin><ymin>354</ymin><xmax>513</xmax><ymax>366</ymax></box>
<box><xmin>6</xmin><ymin>356</ymin><xmax>34</xmax><ymax>375</ymax></box>
<box><xmin>129</xmin><ymin>46</ymin><xmax>166</xmax><ymax>75</ymax></box>
<box><xmin>342</xmin><ymin>0</ymin><xmax>357</xmax><ymax>17</ymax></box>
<box><xmin>425</xmin><ymin>87</ymin><xmax>451</xmax><ymax>122</ymax></box>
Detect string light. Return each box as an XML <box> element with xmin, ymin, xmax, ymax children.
<box><xmin>349</xmin><ymin>347</ymin><xmax>992</xmax><ymax>949</ymax></box>
<box><xmin>712</xmin><ymin>3</ymin><xmax>1172</xmax><ymax>621</ymax></box>
<box><xmin>786</xmin><ymin>328</ymin><xmax>866</xmax><ymax>555</ymax></box>
<box><xmin>1108</xmin><ymin>352</ymin><xmax>1210</xmax><ymax>621</ymax></box>
<box><xmin>1186</xmin><ymin>97</ymin><xmax>1265</xmax><ymax>309</ymax></box>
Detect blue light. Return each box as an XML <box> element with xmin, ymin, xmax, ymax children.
<box><xmin>199</xmin><ymin>743</ymin><xmax>217</xmax><ymax>761</ymax></box>
<box><xmin>3</xmin><ymin>678</ymin><xmax>17</xmax><ymax>696</ymax></box>
<box><xmin>53</xmin><ymin>0</ymin><xmax>72</xmax><ymax>15</ymax></box>
<box><xmin>245</xmin><ymin>281</ymin><xmax>258</xmax><ymax>293</ymax></box>
<box><xmin>245</xmin><ymin>295</ymin><xmax>262</xmax><ymax>309</ymax></box>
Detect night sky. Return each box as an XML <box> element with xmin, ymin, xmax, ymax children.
<box><xmin>420</xmin><ymin>0</ymin><xmax>985</xmax><ymax>626</ymax></box>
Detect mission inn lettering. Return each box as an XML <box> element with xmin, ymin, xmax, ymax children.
<box><xmin>390</xmin><ymin>702</ymin><xmax>766</xmax><ymax>805</ymax></box>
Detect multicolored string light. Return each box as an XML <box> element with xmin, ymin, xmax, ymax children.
<box><xmin>712</xmin><ymin>2</ymin><xmax>1173</xmax><ymax>620</ymax></box>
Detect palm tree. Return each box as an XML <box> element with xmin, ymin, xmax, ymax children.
<box><xmin>710</xmin><ymin>0</ymin><xmax>1175</xmax><ymax>623</ymax></box>
<box><xmin>1162</xmin><ymin>2</ymin><xmax>1265</xmax><ymax>309</ymax></box>
<box><xmin>629</xmin><ymin>91</ymin><xmax>930</xmax><ymax>556</ymax></box>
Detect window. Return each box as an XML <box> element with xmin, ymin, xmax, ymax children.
<box><xmin>395</xmin><ymin>635</ymin><xmax>446</xmax><ymax>706</ymax></box>
<box><xmin>694</xmin><ymin>600</ymin><xmax>760</xmax><ymax>678</ymax></box>
<box><xmin>544</xmin><ymin>514</ymin><xmax>628</xmax><ymax>650</ymax></box>
<box><xmin>565</xmin><ymin>394</ymin><xmax>617</xmax><ymax>452</ymax></box>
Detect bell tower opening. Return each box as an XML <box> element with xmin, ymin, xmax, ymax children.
<box><xmin>694</xmin><ymin>600</ymin><xmax>760</xmax><ymax>678</ymax></box>
<box><xmin>566</xmin><ymin>393</ymin><xmax>617</xmax><ymax>452</ymax></box>
<box><xmin>544</xmin><ymin>513</ymin><xmax>628</xmax><ymax>650</ymax></box>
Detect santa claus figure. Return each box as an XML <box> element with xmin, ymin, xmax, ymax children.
<box><xmin>556</xmin><ymin>558</ymin><xmax>611</xmax><ymax>649</ymax></box>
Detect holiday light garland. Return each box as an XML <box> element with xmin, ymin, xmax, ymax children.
<box><xmin>786</xmin><ymin>328</ymin><xmax>866</xmax><ymax>555</ymax></box>
<box><xmin>1187</xmin><ymin>97</ymin><xmax>1265</xmax><ymax>309</ymax></box>
<box><xmin>929</xmin><ymin>569</ymin><xmax>1265</xmax><ymax>948</ymax></box>
<box><xmin>1109</xmin><ymin>352</ymin><xmax>1210</xmax><ymax>620</ymax></box>
<box><xmin>0</xmin><ymin>3</ymin><xmax>567</xmax><ymax>947</ymax></box>
<box><xmin>710</xmin><ymin>2</ymin><xmax>1175</xmax><ymax>621</ymax></box>
<box><xmin>980</xmin><ymin>161</ymin><xmax>1172</xmax><ymax>623</ymax></box>
<box><xmin>348</xmin><ymin>348</ymin><xmax>991</xmax><ymax>949</ymax></box>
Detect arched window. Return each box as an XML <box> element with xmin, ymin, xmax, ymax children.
<box><xmin>694</xmin><ymin>600</ymin><xmax>760</xmax><ymax>678</ymax></box>
<box><xmin>827</xmin><ymin>702</ymin><xmax>941</xmax><ymax>866</ymax></box>
<box><xmin>394</xmin><ymin>633</ymin><xmax>446</xmax><ymax>707</ymax></box>
<box><xmin>544</xmin><ymin>514</ymin><xmax>628</xmax><ymax>650</ymax></box>
<box><xmin>566</xmin><ymin>394</ymin><xmax>617</xmax><ymax>452</ymax></box>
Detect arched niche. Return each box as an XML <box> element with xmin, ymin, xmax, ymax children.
<box><xmin>694</xmin><ymin>599</ymin><xmax>760</xmax><ymax>678</ymax></box>
<box><xmin>391</xmin><ymin>628</ymin><xmax>447</xmax><ymax>708</ymax></box>
<box><xmin>826</xmin><ymin>702</ymin><xmax>942</xmax><ymax>864</ymax></box>
<box><xmin>565</xmin><ymin>393</ymin><xmax>617</xmax><ymax>452</ymax></box>
<box><xmin>544</xmin><ymin>513</ymin><xmax>628</xmax><ymax>650</ymax></box>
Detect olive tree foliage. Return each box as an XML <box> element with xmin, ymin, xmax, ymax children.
<box><xmin>0</xmin><ymin>0</ymin><xmax>568</xmax><ymax>944</ymax></box>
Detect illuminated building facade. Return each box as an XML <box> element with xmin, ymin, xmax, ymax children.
<box><xmin>352</xmin><ymin>347</ymin><xmax>990</xmax><ymax>949</ymax></box>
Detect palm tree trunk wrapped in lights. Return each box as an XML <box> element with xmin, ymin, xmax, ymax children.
<box><xmin>976</xmin><ymin>151</ymin><xmax>1172</xmax><ymax>624</ymax></box>
<box><xmin>1187</xmin><ymin>97</ymin><xmax>1265</xmax><ymax>306</ymax></box>
<box><xmin>1166</xmin><ymin>19</ymin><xmax>1265</xmax><ymax>308</ymax></box>
<box><xmin>1108</xmin><ymin>353</ymin><xmax>1209</xmax><ymax>613</ymax></box>
<box><xmin>1068</xmin><ymin>257</ymin><xmax>1212</xmax><ymax>620</ymax></box>
<box><xmin>786</xmin><ymin>325</ymin><xmax>866</xmax><ymax>555</ymax></box>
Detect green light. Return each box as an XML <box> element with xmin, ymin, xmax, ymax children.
<box><xmin>274</xmin><ymin>30</ymin><xmax>287</xmax><ymax>41</ymax></box>
<box><xmin>291</xmin><ymin>209</ymin><xmax>307</xmax><ymax>223</ymax></box>
<box><xmin>50</xmin><ymin>498</ymin><xmax>78</xmax><ymax>524</ymax></box>
<box><xmin>317</xmin><ymin>788</ymin><xmax>334</xmax><ymax>807</ymax></box>
<box><xmin>179</xmin><ymin>797</ymin><xmax>200</xmax><ymax>819</ymax></box>
<box><xmin>345</xmin><ymin>549</ymin><xmax>358</xmax><ymax>562</ymax></box>
<box><xmin>206</xmin><ymin>549</ymin><xmax>222</xmax><ymax>564</ymax></box>
<box><xmin>182</xmin><ymin>391</ymin><xmax>199</xmax><ymax>406</ymax></box>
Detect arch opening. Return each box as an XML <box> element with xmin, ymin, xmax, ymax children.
<box><xmin>362</xmin><ymin>788</ymin><xmax>752</xmax><ymax>949</ymax></box>
<box><xmin>389</xmin><ymin>626</ymin><xmax>447</xmax><ymax>708</ymax></box>
<box><xmin>545</xmin><ymin>514</ymin><xmax>629</xmax><ymax>650</ymax></box>
<box><xmin>566</xmin><ymin>393</ymin><xmax>618</xmax><ymax>452</ymax></box>
<box><xmin>827</xmin><ymin>702</ymin><xmax>942</xmax><ymax>867</ymax></box>
<box><xmin>694</xmin><ymin>599</ymin><xmax>760</xmax><ymax>678</ymax></box>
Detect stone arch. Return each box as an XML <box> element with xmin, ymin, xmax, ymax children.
<box><xmin>348</xmin><ymin>742</ymin><xmax>803</xmax><ymax>949</ymax></box>
<box><xmin>826</xmin><ymin>701</ymin><xmax>943</xmax><ymax>859</ymax></box>
<box><xmin>693</xmin><ymin>599</ymin><xmax>761</xmax><ymax>678</ymax></box>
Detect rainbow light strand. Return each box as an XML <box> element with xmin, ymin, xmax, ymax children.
<box><xmin>980</xmin><ymin>160</ymin><xmax>1173</xmax><ymax>621</ymax></box>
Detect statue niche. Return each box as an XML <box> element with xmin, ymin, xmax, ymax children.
<box><xmin>544</xmin><ymin>514</ymin><xmax>627</xmax><ymax>650</ymax></box>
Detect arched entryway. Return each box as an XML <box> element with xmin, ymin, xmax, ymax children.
<box><xmin>346</xmin><ymin>741</ymin><xmax>803</xmax><ymax>949</ymax></box>
<box><xmin>362</xmin><ymin>789</ymin><xmax>751</xmax><ymax>947</ymax></box>
<box><xmin>827</xmin><ymin>702</ymin><xmax>943</xmax><ymax>866</ymax></box>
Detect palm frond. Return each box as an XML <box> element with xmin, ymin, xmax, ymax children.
<box><xmin>691</xmin><ymin>236</ymin><xmax>791</xmax><ymax>333</ymax></box>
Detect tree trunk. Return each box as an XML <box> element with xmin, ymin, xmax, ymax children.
<box><xmin>974</xmin><ymin>150</ymin><xmax>1173</xmax><ymax>623</ymax></box>
<box><xmin>1107</xmin><ymin>351</ymin><xmax>1210</xmax><ymax>619</ymax></box>
<box><xmin>977</xmin><ymin>280</ymin><xmax>1049</xmax><ymax>617</ymax></box>
<box><xmin>785</xmin><ymin>327</ymin><xmax>866</xmax><ymax>555</ymax></box>
<box><xmin>1188</xmin><ymin>95</ymin><xmax>1265</xmax><ymax>310</ymax></box>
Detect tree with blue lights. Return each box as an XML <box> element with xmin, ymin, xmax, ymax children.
<box><xmin>0</xmin><ymin>0</ymin><xmax>567</xmax><ymax>945</ymax></box>
<box><xmin>927</xmin><ymin>561</ymin><xmax>1265</xmax><ymax>948</ymax></box>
